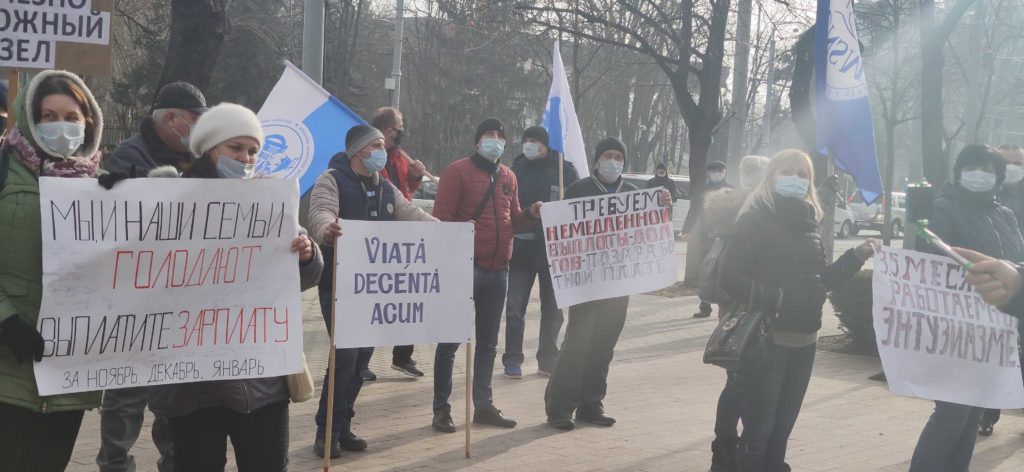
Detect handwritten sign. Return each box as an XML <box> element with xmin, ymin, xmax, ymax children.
<box><xmin>33</xmin><ymin>177</ymin><xmax>303</xmax><ymax>395</ymax></box>
<box><xmin>333</xmin><ymin>220</ymin><xmax>474</xmax><ymax>348</ymax></box>
<box><xmin>0</xmin><ymin>0</ymin><xmax>113</xmax><ymax>76</ymax></box>
<box><xmin>541</xmin><ymin>188</ymin><xmax>677</xmax><ymax>308</ymax></box>
<box><xmin>873</xmin><ymin>246</ymin><xmax>1024</xmax><ymax>408</ymax></box>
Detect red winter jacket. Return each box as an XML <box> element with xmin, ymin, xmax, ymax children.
<box><xmin>379</xmin><ymin>147</ymin><xmax>422</xmax><ymax>200</ymax></box>
<box><xmin>433</xmin><ymin>155</ymin><xmax>535</xmax><ymax>270</ymax></box>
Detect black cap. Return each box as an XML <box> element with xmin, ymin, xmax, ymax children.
<box><xmin>153</xmin><ymin>81</ymin><xmax>208</xmax><ymax>114</ymax></box>
<box><xmin>594</xmin><ymin>137</ymin><xmax>626</xmax><ymax>161</ymax></box>
<box><xmin>474</xmin><ymin>117</ymin><xmax>506</xmax><ymax>144</ymax></box>
<box><xmin>707</xmin><ymin>160</ymin><xmax>727</xmax><ymax>171</ymax></box>
<box><xmin>656</xmin><ymin>162</ymin><xmax>667</xmax><ymax>171</ymax></box>
<box><xmin>521</xmin><ymin>126</ymin><xmax>549</xmax><ymax>147</ymax></box>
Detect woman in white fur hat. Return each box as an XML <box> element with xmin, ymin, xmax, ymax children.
<box><xmin>146</xmin><ymin>103</ymin><xmax>324</xmax><ymax>472</ymax></box>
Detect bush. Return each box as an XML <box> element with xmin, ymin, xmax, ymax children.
<box><xmin>827</xmin><ymin>269</ymin><xmax>878</xmax><ymax>355</ymax></box>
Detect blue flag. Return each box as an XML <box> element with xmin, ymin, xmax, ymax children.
<box><xmin>815</xmin><ymin>0</ymin><xmax>883</xmax><ymax>204</ymax></box>
<box><xmin>256</xmin><ymin>61</ymin><xmax>367</xmax><ymax>194</ymax></box>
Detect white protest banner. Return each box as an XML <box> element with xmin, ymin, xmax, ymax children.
<box><xmin>0</xmin><ymin>1</ymin><xmax>113</xmax><ymax>75</ymax></box>
<box><xmin>34</xmin><ymin>178</ymin><xmax>304</xmax><ymax>395</ymax></box>
<box><xmin>541</xmin><ymin>188</ymin><xmax>677</xmax><ymax>308</ymax></box>
<box><xmin>873</xmin><ymin>246</ymin><xmax>1024</xmax><ymax>408</ymax></box>
<box><xmin>333</xmin><ymin>220</ymin><xmax>474</xmax><ymax>348</ymax></box>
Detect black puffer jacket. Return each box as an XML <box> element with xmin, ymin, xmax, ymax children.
<box><xmin>721</xmin><ymin>198</ymin><xmax>865</xmax><ymax>333</ymax></box>
<box><xmin>931</xmin><ymin>184</ymin><xmax>1024</xmax><ymax>261</ymax></box>
<box><xmin>511</xmin><ymin>150</ymin><xmax>579</xmax><ymax>239</ymax></box>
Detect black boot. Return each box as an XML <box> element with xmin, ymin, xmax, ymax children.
<box><xmin>710</xmin><ymin>437</ymin><xmax>738</xmax><ymax>472</ymax></box>
<box><xmin>432</xmin><ymin>406</ymin><xmax>456</xmax><ymax>433</ymax></box>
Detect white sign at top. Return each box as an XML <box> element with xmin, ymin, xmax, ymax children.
<box><xmin>0</xmin><ymin>1</ymin><xmax>113</xmax><ymax>75</ymax></box>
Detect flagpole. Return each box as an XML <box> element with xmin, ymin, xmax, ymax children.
<box><xmin>322</xmin><ymin>219</ymin><xmax>340</xmax><ymax>472</ymax></box>
<box><xmin>558</xmin><ymin>153</ymin><xmax>565</xmax><ymax>199</ymax></box>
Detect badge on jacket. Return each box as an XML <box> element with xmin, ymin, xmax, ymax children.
<box><xmin>502</xmin><ymin>183</ymin><xmax>511</xmax><ymax>195</ymax></box>
<box><xmin>386</xmin><ymin>203</ymin><xmax>395</xmax><ymax>215</ymax></box>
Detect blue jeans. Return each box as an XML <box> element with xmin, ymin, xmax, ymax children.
<box><xmin>314</xmin><ymin>287</ymin><xmax>374</xmax><ymax>439</ymax></box>
<box><xmin>433</xmin><ymin>266</ymin><xmax>508</xmax><ymax>411</ymax></box>
<box><xmin>909</xmin><ymin>401</ymin><xmax>983</xmax><ymax>472</ymax></box>
<box><xmin>503</xmin><ymin>239</ymin><xmax>563</xmax><ymax>370</ymax></box>
<box><xmin>737</xmin><ymin>342</ymin><xmax>816</xmax><ymax>472</ymax></box>
<box><xmin>97</xmin><ymin>387</ymin><xmax>174</xmax><ymax>472</ymax></box>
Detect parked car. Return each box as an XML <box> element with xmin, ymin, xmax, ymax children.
<box><xmin>621</xmin><ymin>173</ymin><xmax>690</xmax><ymax>238</ymax></box>
<box><xmin>411</xmin><ymin>176</ymin><xmax>438</xmax><ymax>214</ymax></box>
<box><xmin>834</xmin><ymin>197</ymin><xmax>857</xmax><ymax>239</ymax></box>
<box><xmin>848</xmin><ymin>191</ymin><xmax>906</xmax><ymax>237</ymax></box>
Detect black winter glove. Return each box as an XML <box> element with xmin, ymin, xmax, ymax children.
<box><xmin>0</xmin><ymin>316</ymin><xmax>44</xmax><ymax>363</ymax></box>
<box><xmin>98</xmin><ymin>164</ymin><xmax>138</xmax><ymax>189</ymax></box>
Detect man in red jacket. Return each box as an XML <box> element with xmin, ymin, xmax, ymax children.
<box><xmin>430</xmin><ymin>117</ymin><xmax>542</xmax><ymax>433</ymax></box>
<box><xmin>368</xmin><ymin>107</ymin><xmax>428</xmax><ymax>380</ymax></box>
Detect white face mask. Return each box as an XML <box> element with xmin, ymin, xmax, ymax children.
<box><xmin>959</xmin><ymin>169</ymin><xmax>997</xmax><ymax>193</ymax></box>
<box><xmin>597</xmin><ymin>159</ymin><xmax>624</xmax><ymax>182</ymax></box>
<box><xmin>1005</xmin><ymin>164</ymin><xmax>1024</xmax><ymax>185</ymax></box>
<box><xmin>216</xmin><ymin>155</ymin><xmax>255</xmax><ymax>179</ymax></box>
<box><xmin>523</xmin><ymin>142</ymin><xmax>544</xmax><ymax>160</ymax></box>
<box><xmin>709</xmin><ymin>172</ymin><xmax>725</xmax><ymax>183</ymax></box>
<box><xmin>36</xmin><ymin>121</ymin><xmax>86</xmax><ymax>158</ymax></box>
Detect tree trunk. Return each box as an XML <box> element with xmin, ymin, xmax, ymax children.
<box><xmin>919</xmin><ymin>1</ymin><xmax>947</xmax><ymax>187</ymax></box>
<box><xmin>919</xmin><ymin>0</ymin><xmax>979</xmax><ymax>187</ymax></box>
<box><xmin>682</xmin><ymin>121</ymin><xmax>714</xmax><ymax>287</ymax></box>
<box><xmin>724</xmin><ymin>0</ymin><xmax>753</xmax><ymax>181</ymax></box>
<box><xmin>157</xmin><ymin>0</ymin><xmax>232</xmax><ymax>94</ymax></box>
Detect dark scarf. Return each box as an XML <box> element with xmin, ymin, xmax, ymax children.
<box><xmin>773</xmin><ymin>196</ymin><xmax>818</xmax><ymax>233</ymax></box>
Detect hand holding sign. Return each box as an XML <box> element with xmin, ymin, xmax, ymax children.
<box><xmin>658</xmin><ymin>189</ymin><xmax>672</xmax><ymax>207</ymax></box>
<box><xmin>291</xmin><ymin>233</ymin><xmax>315</xmax><ymax>263</ymax></box>
<box><xmin>955</xmin><ymin>247</ymin><xmax>1023</xmax><ymax>308</ymax></box>
<box><xmin>322</xmin><ymin>220</ymin><xmax>343</xmax><ymax>246</ymax></box>
<box><xmin>528</xmin><ymin>201</ymin><xmax>543</xmax><ymax>219</ymax></box>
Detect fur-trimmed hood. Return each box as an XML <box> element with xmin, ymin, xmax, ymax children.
<box><xmin>16</xmin><ymin>69</ymin><xmax>104</xmax><ymax>159</ymax></box>
<box><xmin>704</xmin><ymin>187</ymin><xmax>752</xmax><ymax>237</ymax></box>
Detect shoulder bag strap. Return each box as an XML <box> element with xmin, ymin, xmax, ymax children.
<box><xmin>471</xmin><ymin>167</ymin><xmax>501</xmax><ymax>221</ymax></box>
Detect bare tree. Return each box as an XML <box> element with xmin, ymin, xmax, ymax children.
<box><xmin>919</xmin><ymin>0</ymin><xmax>978</xmax><ymax>187</ymax></box>
<box><xmin>520</xmin><ymin>0</ymin><xmax>733</xmax><ymax>284</ymax></box>
<box><xmin>157</xmin><ymin>0</ymin><xmax>233</xmax><ymax>92</ymax></box>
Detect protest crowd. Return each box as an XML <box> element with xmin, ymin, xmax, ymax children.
<box><xmin>3</xmin><ymin>62</ymin><xmax>1024</xmax><ymax>472</ymax></box>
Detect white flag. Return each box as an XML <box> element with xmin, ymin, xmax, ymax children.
<box><xmin>542</xmin><ymin>41</ymin><xmax>590</xmax><ymax>178</ymax></box>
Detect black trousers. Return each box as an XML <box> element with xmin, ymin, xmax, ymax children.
<box><xmin>545</xmin><ymin>296</ymin><xmax>629</xmax><ymax>417</ymax></box>
<box><xmin>0</xmin><ymin>402</ymin><xmax>85</xmax><ymax>472</ymax></box>
<box><xmin>167</xmin><ymin>401</ymin><xmax>289</xmax><ymax>472</ymax></box>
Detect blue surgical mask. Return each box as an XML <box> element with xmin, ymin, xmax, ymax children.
<box><xmin>36</xmin><ymin>121</ymin><xmax>86</xmax><ymax>158</ymax></box>
<box><xmin>364</xmin><ymin>149</ymin><xmax>388</xmax><ymax>173</ymax></box>
<box><xmin>774</xmin><ymin>175</ymin><xmax>809</xmax><ymax>199</ymax></box>
<box><xmin>960</xmin><ymin>170</ymin><xmax>997</xmax><ymax>193</ymax></box>
<box><xmin>479</xmin><ymin>138</ymin><xmax>505</xmax><ymax>162</ymax></box>
<box><xmin>216</xmin><ymin>155</ymin><xmax>255</xmax><ymax>179</ymax></box>
<box><xmin>523</xmin><ymin>142</ymin><xmax>543</xmax><ymax>160</ymax></box>
<box><xmin>171</xmin><ymin>121</ymin><xmax>194</xmax><ymax>150</ymax></box>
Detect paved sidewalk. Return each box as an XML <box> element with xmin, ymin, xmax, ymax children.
<box><xmin>66</xmin><ymin>289</ymin><xmax>1024</xmax><ymax>471</ymax></box>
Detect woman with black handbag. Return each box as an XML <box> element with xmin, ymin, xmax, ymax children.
<box><xmin>720</xmin><ymin>150</ymin><xmax>876</xmax><ymax>472</ymax></box>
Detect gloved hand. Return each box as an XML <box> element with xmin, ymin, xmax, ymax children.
<box><xmin>98</xmin><ymin>164</ymin><xmax>138</xmax><ymax>189</ymax></box>
<box><xmin>0</xmin><ymin>316</ymin><xmax>44</xmax><ymax>363</ymax></box>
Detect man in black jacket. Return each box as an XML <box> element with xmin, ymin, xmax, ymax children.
<box><xmin>102</xmin><ymin>82</ymin><xmax>208</xmax><ymax>174</ymax></box>
<box><xmin>502</xmin><ymin>126</ymin><xmax>579</xmax><ymax>379</ymax></box>
<box><xmin>646</xmin><ymin>163</ymin><xmax>679</xmax><ymax>202</ymax></box>
<box><xmin>95</xmin><ymin>82</ymin><xmax>207</xmax><ymax>472</ymax></box>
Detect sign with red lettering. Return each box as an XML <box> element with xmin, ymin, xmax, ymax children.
<box><xmin>332</xmin><ymin>220</ymin><xmax>474</xmax><ymax>348</ymax></box>
<box><xmin>540</xmin><ymin>188</ymin><xmax>677</xmax><ymax>309</ymax></box>
<box><xmin>0</xmin><ymin>0</ymin><xmax>113</xmax><ymax>76</ymax></box>
<box><xmin>873</xmin><ymin>246</ymin><xmax>1024</xmax><ymax>408</ymax></box>
<box><xmin>33</xmin><ymin>177</ymin><xmax>304</xmax><ymax>395</ymax></box>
